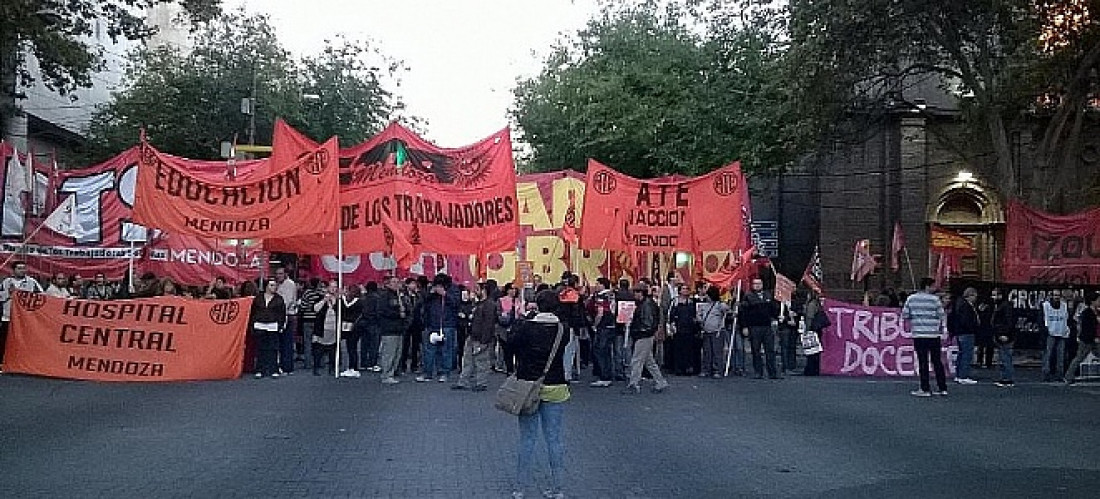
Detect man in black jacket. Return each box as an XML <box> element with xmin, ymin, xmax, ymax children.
<box><xmin>1066</xmin><ymin>292</ymin><xmax>1100</xmax><ymax>386</ymax></box>
<box><xmin>991</xmin><ymin>288</ymin><xmax>1017</xmax><ymax>387</ymax></box>
<box><xmin>623</xmin><ymin>285</ymin><xmax>669</xmax><ymax>394</ymax></box>
<box><xmin>378</xmin><ymin>276</ymin><xmax>410</xmax><ymax>384</ymax></box>
<box><xmin>739</xmin><ymin>278</ymin><xmax>780</xmax><ymax>379</ymax></box>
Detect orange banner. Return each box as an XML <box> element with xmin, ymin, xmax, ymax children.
<box><xmin>930</xmin><ymin>225</ymin><xmax>975</xmax><ymax>255</ymax></box>
<box><xmin>579</xmin><ymin>159</ymin><xmax>749</xmax><ymax>253</ymax></box>
<box><xmin>4</xmin><ymin>292</ymin><xmax>249</xmax><ymax>382</ymax></box>
<box><xmin>265</xmin><ymin>122</ymin><xmax>519</xmax><ymax>257</ymax></box>
<box><xmin>133</xmin><ymin>137</ymin><xmax>340</xmax><ymax>239</ymax></box>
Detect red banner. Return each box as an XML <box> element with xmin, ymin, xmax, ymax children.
<box><xmin>5</xmin><ymin>292</ymin><xmax>249</xmax><ymax>382</ymax></box>
<box><xmin>1004</xmin><ymin>200</ymin><xmax>1100</xmax><ymax>285</ymax></box>
<box><xmin>265</xmin><ymin>122</ymin><xmax>519</xmax><ymax>258</ymax></box>
<box><xmin>134</xmin><ymin>137</ymin><xmax>339</xmax><ymax>239</ymax></box>
<box><xmin>0</xmin><ymin>145</ymin><xmax>268</xmax><ymax>285</ymax></box>
<box><xmin>579</xmin><ymin>160</ymin><xmax>748</xmax><ymax>254</ymax></box>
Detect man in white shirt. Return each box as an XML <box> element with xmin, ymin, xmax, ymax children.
<box><xmin>1042</xmin><ymin>292</ymin><xmax>1071</xmax><ymax>382</ymax></box>
<box><xmin>0</xmin><ymin>261</ymin><xmax>44</xmax><ymax>371</ymax></box>
<box><xmin>274</xmin><ymin>267</ymin><xmax>300</xmax><ymax>374</ymax></box>
<box><xmin>45</xmin><ymin>273</ymin><xmax>72</xmax><ymax>298</ymax></box>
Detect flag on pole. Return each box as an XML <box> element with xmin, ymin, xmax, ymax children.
<box><xmin>43</xmin><ymin>195</ymin><xmax>82</xmax><ymax>238</ymax></box>
<box><xmin>801</xmin><ymin>245</ymin><xmax>824</xmax><ymax>294</ymax></box>
<box><xmin>561</xmin><ymin>189</ymin><xmax>577</xmax><ymax>244</ymax></box>
<box><xmin>891</xmin><ymin>221</ymin><xmax>905</xmax><ymax>271</ymax></box>
<box><xmin>850</xmin><ymin>239</ymin><xmax>877</xmax><ymax>283</ymax></box>
<box><xmin>379</xmin><ymin>211</ymin><xmax>417</xmax><ymax>269</ymax></box>
<box><xmin>774</xmin><ymin>272</ymin><xmax>796</xmax><ymax>303</ymax></box>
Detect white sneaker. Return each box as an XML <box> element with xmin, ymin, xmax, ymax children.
<box><xmin>340</xmin><ymin>369</ymin><xmax>361</xmax><ymax>378</ymax></box>
<box><xmin>415</xmin><ymin>375</ymin><xmax>427</xmax><ymax>383</ymax></box>
<box><xmin>910</xmin><ymin>390</ymin><xmax>932</xmax><ymax>397</ymax></box>
<box><xmin>381</xmin><ymin>377</ymin><xmax>400</xmax><ymax>385</ymax></box>
<box><xmin>254</xmin><ymin>372</ymin><xmax>263</xmax><ymax>378</ymax></box>
<box><xmin>271</xmin><ymin>372</ymin><xmax>280</xmax><ymax>378</ymax></box>
<box><xmin>954</xmin><ymin>378</ymin><xmax>978</xmax><ymax>385</ymax></box>
<box><xmin>370</xmin><ymin>365</ymin><xmax>382</xmax><ymax>372</ymax></box>
<box><xmin>589</xmin><ymin>380</ymin><xmax>612</xmax><ymax>387</ymax></box>
<box><xmin>438</xmin><ymin>376</ymin><xmax>448</xmax><ymax>383</ymax></box>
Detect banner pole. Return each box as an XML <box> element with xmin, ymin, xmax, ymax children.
<box><xmin>128</xmin><ymin>240</ymin><xmax>136</xmax><ymax>293</ymax></box>
<box><xmin>335</xmin><ymin>229</ymin><xmax>343</xmax><ymax>378</ymax></box>
<box><xmin>0</xmin><ymin>216</ymin><xmax>51</xmax><ymax>271</ymax></box>
<box><xmin>724</xmin><ymin>279</ymin><xmax>742</xmax><ymax>377</ymax></box>
<box><xmin>903</xmin><ymin>247</ymin><xmax>918</xmax><ymax>290</ymax></box>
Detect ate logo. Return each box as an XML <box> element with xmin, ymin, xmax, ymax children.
<box><xmin>713</xmin><ymin>172</ymin><xmax>738</xmax><ymax>197</ymax></box>
<box><xmin>592</xmin><ymin>170</ymin><xmax>617</xmax><ymax>195</ymax></box>
<box><xmin>209</xmin><ymin>301</ymin><xmax>240</xmax><ymax>325</ymax></box>
<box><xmin>302</xmin><ymin>149</ymin><xmax>331</xmax><ymax>176</ymax></box>
<box><xmin>17</xmin><ymin>292</ymin><xmax>46</xmax><ymax>312</ymax></box>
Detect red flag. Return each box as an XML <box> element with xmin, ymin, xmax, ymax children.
<box><xmin>379</xmin><ymin>211</ymin><xmax>417</xmax><ymax>269</ymax></box>
<box><xmin>933</xmin><ymin>251</ymin><xmax>960</xmax><ymax>290</ymax></box>
<box><xmin>561</xmin><ymin>189</ymin><xmax>577</xmax><ymax>244</ymax></box>
<box><xmin>705</xmin><ymin>246</ymin><xmax>757</xmax><ymax>291</ymax></box>
<box><xmin>801</xmin><ymin>245</ymin><xmax>824</xmax><ymax>294</ymax></box>
<box><xmin>891</xmin><ymin>221</ymin><xmax>905</xmax><ymax>271</ymax></box>
<box><xmin>850</xmin><ymin>239</ymin><xmax>877</xmax><ymax>283</ymax></box>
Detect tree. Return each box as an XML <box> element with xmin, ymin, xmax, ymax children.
<box><xmin>512</xmin><ymin>2</ymin><xmax>799</xmax><ymax>178</ymax></box>
<box><xmin>0</xmin><ymin>0</ymin><xmax>221</xmax><ymax>137</ymax></box>
<box><xmin>84</xmin><ymin>10</ymin><xmax>406</xmax><ymax>160</ymax></box>
<box><xmin>780</xmin><ymin>0</ymin><xmax>1100</xmax><ymax>211</ymax></box>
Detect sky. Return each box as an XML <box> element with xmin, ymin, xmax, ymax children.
<box><xmin>228</xmin><ymin>0</ymin><xmax>601</xmax><ymax>146</ymax></box>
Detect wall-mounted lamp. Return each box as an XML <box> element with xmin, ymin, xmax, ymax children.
<box><xmin>956</xmin><ymin>171</ymin><xmax>974</xmax><ymax>184</ymax></box>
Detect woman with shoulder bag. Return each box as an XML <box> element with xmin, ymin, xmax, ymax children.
<box><xmin>509</xmin><ymin>290</ymin><xmax>569</xmax><ymax>499</ymax></box>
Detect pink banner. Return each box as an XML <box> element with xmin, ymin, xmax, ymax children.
<box><xmin>821</xmin><ymin>299</ymin><xmax>957</xmax><ymax>377</ymax></box>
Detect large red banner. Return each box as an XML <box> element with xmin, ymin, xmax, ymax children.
<box><xmin>579</xmin><ymin>160</ymin><xmax>749</xmax><ymax>254</ymax></box>
<box><xmin>265</xmin><ymin>122</ymin><xmax>519</xmax><ymax>258</ymax></box>
<box><xmin>1</xmin><ymin>144</ymin><xmax>267</xmax><ymax>285</ymax></box>
<box><xmin>135</xmin><ymin>137</ymin><xmax>339</xmax><ymax>239</ymax></box>
<box><xmin>1004</xmin><ymin>200</ymin><xmax>1100</xmax><ymax>285</ymax></box>
<box><xmin>5</xmin><ymin>291</ymin><xmax>248</xmax><ymax>382</ymax></box>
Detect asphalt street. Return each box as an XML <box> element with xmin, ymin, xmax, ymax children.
<box><xmin>0</xmin><ymin>367</ymin><xmax>1097</xmax><ymax>498</ymax></box>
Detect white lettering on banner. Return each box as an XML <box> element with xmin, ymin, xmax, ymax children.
<box><xmin>56</xmin><ymin>165</ymin><xmax>149</xmax><ymax>244</ymax></box>
<box><xmin>0</xmin><ymin>242</ymin><xmax>140</xmax><ymax>259</ymax></box>
<box><xmin>829</xmin><ymin>307</ymin><xmax>911</xmax><ymax>342</ymax></box>
<box><xmin>825</xmin><ymin>303</ymin><xmax>957</xmax><ymax>377</ymax></box>
<box><xmin>149</xmin><ymin>248</ymin><xmax>262</xmax><ymax>268</ymax></box>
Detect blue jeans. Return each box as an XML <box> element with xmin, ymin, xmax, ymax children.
<box><xmin>731</xmin><ymin>330</ymin><xmax>746</xmax><ymax>373</ymax></box>
<box><xmin>1042</xmin><ymin>335</ymin><xmax>1067</xmax><ymax>380</ymax></box>
<box><xmin>998</xmin><ymin>343</ymin><xmax>1014</xmax><ymax>382</ymax></box>
<box><xmin>516</xmin><ymin>401</ymin><xmax>565</xmax><ymax>494</ymax></box>
<box><xmin>955</xmin><ymin>334</ymin><xmax>974</xmax><ymax>380</ymax></box>
<box><xmin>593</xmin><ymin>326</ymin><xmax>616</xmax><ymax>381</ymax></box>
<box><xmin>422</xmin><ymin>327</ymin><xmax>457</xmax><ymax>378</ymax></box>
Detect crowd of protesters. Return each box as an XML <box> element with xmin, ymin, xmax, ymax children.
<box><xmin>0</xmin><ymin>261</ymin><xmax>1097</xmax><ymax>392</ymax></box>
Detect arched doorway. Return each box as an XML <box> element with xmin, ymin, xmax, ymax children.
<box><xmin>927</xmin><ymin>181</ymin><xmax>1005</xmax><ymax>281</ymax></box>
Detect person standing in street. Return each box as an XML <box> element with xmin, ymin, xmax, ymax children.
<box><xmin>419</xmin><ymin>273</ymin><xmax>460</xmax><ymax>383</ymax></box>
<box><xmin>377</xmin><ymin>276</ymin><xmax>410</xmax><ymax>384</ymax></box>
<box><xmin>588</xmin><ymin>278</ymin><xmax>617</xmax><ymax>387</ymax></box>
<box><xmin>667</xmin><ymin>283</ymin><xmax>700</xmax><ymax>376</ymax></box>
<box><xmin>311</xmin><ymin>282</ymin><xmax>340</xmax><ymax>376</ymax></box>
<box><xmin>1042</xmin><ymin>292</ymin><xmax>1071</xmax><ymax>382</ymax></box>
<box><xmin>990</xmin><ymin>288</ymin><xmax>1017</xmax><ymax>387</ymax></box>
<box><xmin>697</xmin><ymin>286</ymin><xmax>731</xmax><ymax>378</ymax></box>
<box><xmin>622</xmin><ymin>285</ymin><xmax>669</xmax><ymax>394</ymax></box>
<box><xmin>510</xmin><ymin>290</ymin><xmax>569</xmax><ymax>499</ymax></box>
<box><xmin>251</xmin><ymin>278</ymin><xmax>287</xmax><ymax>379</ymax></box>
<box><xmin>902</xmin><ymin>278</ymin><xmax>948</xmax><ymax>397</ymax></box>
<box><xmin>273</xmin><ymin>267</ymin><xmax>299</xmax><ymax>375</ymax></box>
<box><xmin>453</xmin><ymin>281</ymin><xmax>499</xmax><ymax>391</ymax></box>
<box><xmin>949</xmin><ymin>287</ymin><xmax>980</xmax><ymax>385</ymax></box>
<box><xmin>0</xmin><ymin>261</ymin><xmax>43</xmax><ymax>372</ymax></box>
<box><xmin>1065</xmin><ymin>292</ymin><xmax>1100</xmax><ymax>386</ymax></box>
<box><xmin>740</xmin><ymin>278</ymin><xmax>780</xmax><ymax>379</ymax></box>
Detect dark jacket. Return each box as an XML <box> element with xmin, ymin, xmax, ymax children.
<box><xmin>668</xmin><ymin>299</ymin><xmax>699</xmax><ymax>336</ymax></box>
<box><xmin>739</xmin><ymin>291</ymin><xmax>778</xmax><ymax>328</ymax></box>
<box><xmin>630</xmin><ymin>297</ymin><xmax>660</xmax><ymax>339</ymax></box>
<box><xmin>423</xmin><ymin>285</ymin><xmax>461</xmax><ymax>330</ymax></box>
<box><xmin>249</xmin><ymin>293</ymin><xmax>287</xmax><ymax>331</ymax></box>
<box><xmin>1079</xmin><ymin>307</ymin><xmax>1099</xmax><ymax>344</ymax></box>
<box><xmin>949</xmin><ymin>300</ymin><xmax>980</xmax><ymax>337</ymax></box>
<box><xmin>469</xmin><ymin>297</ymin><xmax>502</xmax><ymax>344</ymax></box>
<box><xmin>512</xmin><ymin>312</ymin><xmax>567</xmax><ymax>385</ymax></box>
<box><xmin>992</xmin><ymin>299</ymin><xmax>1015</xmax><ymax>345</ymax></box>
<box><xmin>377</xmin><ymin>289</ymin><xmax>410</xmax><ymax>336</ymax></box>
<box><xmin>340</xmin><ymin>297</ymin><xmax>364</xmax><ymax>325</ymax></box>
